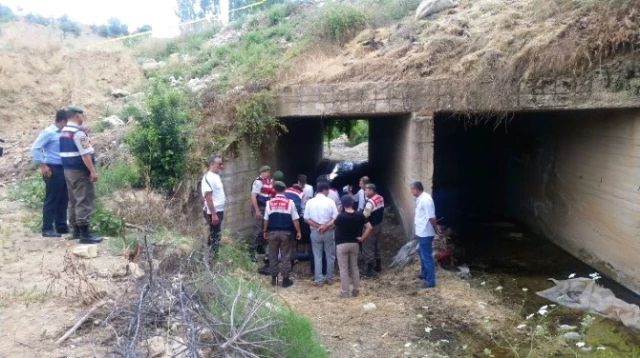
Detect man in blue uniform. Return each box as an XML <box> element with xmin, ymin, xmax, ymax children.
<box><xmin>60</xmin><ymin>105</ymin><xmax>102</xmax><ymax>244</ymax></box>
<box><xmin>30</xmin><ymin>109</ymin><xmax>69</xmax><ymax>237</ymax></box>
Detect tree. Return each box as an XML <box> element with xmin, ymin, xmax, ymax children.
<box><xmin>107</xmin><ymin>17</ymin><xmax>129</xmax><ymax>37</ymax></box>
<box><xmin>135</xmin><ymin>24</ymin><xmax>153</xmax><ymax>33</ymax></box>
<box><xmin>57</xmin><ymin>14</ymin><xmax>81</xmax><ymax>38</ymax></box>
<box><xmin>175</xmin><ymin>0</ymin><xmax>198</xmax><ymax>22</ymax></box>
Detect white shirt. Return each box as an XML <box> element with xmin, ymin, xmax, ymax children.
<box><xmin>301</xmin><ymin>183</ymin><xmax>314</xmax><ymax>210</ymax></box>
<box><xmin>327</xmin><ymin>189</ymin><xmax>340</xmax><ymax>207</ymax></box>
<box><xmin>414</xmin><ymin>192</ymin><xmax>436</xmax><ymax>237</ymax></box>
<box><xmin>201</xmin><ymin>171</ymin><xmax>226</xmax><ymax>213</ymax></box>
<box><xmin>264</xmin><ymin>195</ymin><xmax>300</xmax><ymax>221</ymax></box>
<box><xmin>355</xmin><ymin>189</ymin><xmax>366</xmax><ymax>211</ymax></box>
<box><xmin>303</xmin><ymin>193</ymin><xmax>338</xmax><ymax>225</ymax></box>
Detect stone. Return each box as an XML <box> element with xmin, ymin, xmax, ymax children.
<box><xmin>415</xmin><ymin>0</ymin><xmax>459</xmax><ymax>20</ymax></box>
<box><xmin>363</xmin><ymin>303</ymin><xmax>377</xmax><ymax>312</ymax></box>
<box><xmin>145</xmin><ymin>336</ymin><xmax>166</xmax><ymax>358</ymax></box>
<box><xmin>127</xmin><ymin>262</ymin><xmax>145</xmax><ymax>279</ymax></box>
<box><xmin>141</xmin><ymin>60</ymin><xmax>166</xmax><ymax>71</ymax></box>
<box><xmin>123</xmin><ymin>92</ymin><xmax>145</xmax><ymax>104</ymax></box>
<box><xmin>562</xmin><ymin>331</ymin><xmax>582</xmax><ymax>341</ymax></box>
<box><xmin>102</xmin><ymin>115</ymin><xmax>125</xmax><ymax>127</ymax></box>
<box><xmin>110</xmin><ymin>88</ymin><xmax>129</xmax><ymax>98</ymax></box>
<box><xmin>187</xmin><ymin>78</ymin><xmax>207</xmax><ymax>93</ymax></box>
<box><xmin>199</xmin><ymin>327</ymin><xmax>214</xmax><ymax>342</ymax></box>
<box><xmin>72</xmin><ymin>245</ymin><xmax>98</xmax><ymax>259</ymax></box>
<box><xmin>558</xmin><ymin>324</ymin><xmax>578</xmax><ymax>331</ymax></box>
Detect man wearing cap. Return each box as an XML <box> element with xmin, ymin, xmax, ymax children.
<box><xmin>60</xmin><ymin>105</ymin><xmax>102</xmax><ymax>244</ymax></box>
<box><xmin>30</xmin><ymin>109</ymin><xmax>69</xmax><ymax>237</ymax></box>
<box><xmin>272</xmin><ymin>170</ymin><xmax>284</xmax><ymax>183</ymax></box>
<box><xmin>361</xmin><ymin>183</ymin><xmax>384</xmax><ymax>277</ymax></box>
<box><xmin>304</xmin><ymin>181</ymin><xmax>339</xmax><ymax>286</ymax></box>
<box><xmin>263</xmin><ymin>181</ymin><xmax>302</xmax><ymax>288</ymax></box>
<box><xmin>251</xmin><ymin>165</ymin><xmax>274</xmax><ymax>270</ymax></box>
<box><xmin>411</xmin><ymin>181</ymin><xmax>442</xmax><ymax>288</ymax></box>
<box><xmin>202</xmin><ymin>154</ymin><xmax>225</xmax><ymax>258</ymax></box>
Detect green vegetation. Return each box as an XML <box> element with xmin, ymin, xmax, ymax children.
<box><xmin>0</xmin><ymin>3</ymin><xmax>16</xmax><ymax>23</ymax></box>
<box><xmin>324</xmin><ymin>119</ymin><xmax>369</xmax><ymax>147</ymax></box>
<box><xmin>125</xmin><ymin>82</ymin><xmax>192</xmax><ymax>192</ymax></box>
<box><xmin>315</xmin><ymin>4</ymin><xmax>368</xmax><ymax>45</ymax></box>
<box><xmin>235</xmin><ymin>92</ymin><xmax>286</xmax><ymax>155</ymax></box>
<box><xmin>272</xmin><ymin>309</ymin><xmax>328</xmax><ymax>358</ymax></box>
<box><xmin>57</xmin><ymin>15</ymin><xmax>82</xmax><ymax>37</ymax></box>
<box><xmin>97</xmin><ymin>17</ymin><xmax>129</xmax><ymax>38</ymax></box>
<box><xmin>25</xmin><ymin>13</ymin><xmax>51</xmax><ymax>26</ymax></box>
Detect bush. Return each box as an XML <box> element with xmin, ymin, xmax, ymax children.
<box><xmin>120</xmin><ymin>104</ymin><xmax>145</xmax><ymax>123</ymax></box>
<box><xmin>235</xmin><ymin>92</ymin><xmax>286</xmax><ymax>155</ymax></box>
<box><xmin>365</xmin><ymin>0</ymin><xmax>423</xmax><ymax>22</ymax></box>
<box><xmin>347</xmin><ymin>119</ymin><xmax>369</xmax><ymax>146</ymax></box>
<box><xmin>125</xmin><ymin>82</ymin><xmax>192</xmax><ymax>192</ymax></box>
<box><xmin>265</xmin><ymin>3</ymin><xmax>290</xmax><ymax>26</ymax></box>
<box><xmin>95</xmin><ymin>162</ymin><xmax>142</xmax><ymax>197</ymax></box>
<box><xmin>96</xmin><ymin>17</ymin><xmax>129</xmax><ymax>38</ymax></box>
<box><xmin>8</xmin><ymin>175</ymin><xmax>45</xmax><ymax>210</ymax></box>
<box><xmin>0</xmin><ymin>4</ymin><xmax>16</xmax><ymax>23</ymax></box>
<box><xmin>25</xmin><ymin>13</ymin><xmax>51</xmax><ymax>26</ymax></box>
<box><xmin>272</xmin><ymin>309</ymin><xmax>327</xmax><ymax>358</ymax></box>
<box><xmin>316</xmin><ymin>4</ymin><xmax>368</xmax><ymax>45</ymax></box>
<box><xmin>57</xmin><ymin>15</ymin><xmax>81</xmax><ymax>37</ymax></box>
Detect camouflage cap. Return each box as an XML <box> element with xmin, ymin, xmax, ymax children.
<box><xmin>66</xmin><ymin>105</ymin><xmax>84</xmax><ymax>114</ymax></box>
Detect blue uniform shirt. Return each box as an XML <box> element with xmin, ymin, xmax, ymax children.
<box><xmin>30</xmin><ymin>124</ymin><xmax>62</xmax><ymax>165</ymax></box>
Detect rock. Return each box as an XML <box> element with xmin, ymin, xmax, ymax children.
<box><xmin>187</xmin><ymin>78</ymin><xmax>207</xmax><ymax>93</ymax></box>
<box><xmin>141</xmin><ymin>60</ymin><xmax>166</xmax><ymax>71</ymax></box>
<box><xmin>123</xmin><ymin>92</ymin><xmax>145</xmax><ymax>104</ymax></box>
<box><xmin>102</xmin><ymin>115</ymin><xmax>125</xmax><ymax>127</ymax></box>
<box><xmin>363</xmin><ymin>303</ymin><xmax>377</xmax><ymax>312</ymax></box>
<box><xmin>72</xmin><ymin>245</ymin><xmax>98</xmax><ymax>259</ymax></box>
<box><xmin>558</xmin><ymin>324</ymin><xmax>578</xmax><ymax>331</ymax></box>
<box><xmin>127</xmin><ymin>262</ymin><xmax>145</xmax><ymax>279</ymax></box>
<box><xmin>415</xmin><ymin>0</ymin><xmax>459</xmax><ymax>20</ymax></box>
<box><xmin>562</xmin><ymin>331</ymin><xmax>582</xmax><ymax>341</ymax></box>
<box><xmin>145</xmin><ymin>336</ymin><xmax>166</xmax><ymax>358</ymax></box>
<box><xmin>199</xmin><ymin>327</ymin><xmax>214</xmax><ymax>342</ymax></box>
<box><xmin>110</xmin><ymin>88</ymin><xmax>129</xmax><ymax>98</ymax></box>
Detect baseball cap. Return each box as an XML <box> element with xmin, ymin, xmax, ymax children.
<box><xmin>259</xmin><ymin>165</ymin><xmax>271</xmax><ymax>172</ymax></box>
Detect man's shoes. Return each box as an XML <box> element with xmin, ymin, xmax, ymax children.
<box><xmin>78</xmin><ymin>225</ymin><xmax>103</xmax><ymax>244</ymax></box>
<box><xmin>282</xmin><ymin>278</ymin><xmax>294</xmax><ymax>288</ymax></box>
<box><xmin>42</xmin><ymin>230</ymin><xmax>61</xmax><ymax>238</ymax></box>
<box><xmin>361</xmin><ymin>264</ymin><xmax>378</xmax><ymax>278</ymax></box>
<box><xmin>417</xmin><ymin>274</ymin><xmax>425</xmax><ymax>280</ymax></box>
<box><xmin>352</xmin><ymin>289</ymin><xmax>360</xmax><ymax>297</ymax></box>
<box><xmin>258</xmin><ymin>263</ymin><xmax>270</xmax><ymax>276</ymax></box>
<box><xmin>313</xmin><ymin>280</ymin><xmax>324</xmax><ymax>287</ymax></box>
<box><xmin>71</xmin><ymin>226</ymin><xmax>80</xmax><ymax>240</ymax></box>
<box><xmin>374</xmin><ymin>259</ymin><xmax>382</xmax><ymax>273</ymax></box>
<box><xmin>271</xmin><ymin>276</ymin><xmax>278</xmax><ymax>287</ymax></box>
<box><xmin>337</xmin><ymin>291</ymin><xmax>349</xmax><ymax>298</ymax></box>
<box><xmin>325</xmin><ymin>278</ymin><xmax>334</xmax><ymax>285</ymax></box>
<box><xmin>421</xmin><ymin>283</ymin><xmax>435</xmax><ymax>289</ymax></box>
<box><xmin>56</xmin><ymin>227</ymin><xmax>70</xmax><ymax>234</ymax></box>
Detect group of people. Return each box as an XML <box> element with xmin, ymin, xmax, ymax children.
<box><xmin>30</xmin><ymin>106</ymin><xmax>103</xmax><ymax>244</ymax></box>
<box><xmin>201</xmin><ymin>158</ymin><xmax>441</xmax><ymax>297</ymax></box>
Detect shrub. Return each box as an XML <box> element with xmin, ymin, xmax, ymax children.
<box><xmin>347</xmin><ymin>119</ymin><xmax>369</xmax><ymax>146</ymax></box>
<box><xmin>0</xmin><ymin>4</ymin><xmax>16</xmax><ymax>23</ymax></box>
<box><xmin>57</xmin><ymin>15</ymin><xmax>82</xmax><ymax>37</ymax></box>
<box><xmin>365</xmin><ymin>0</ymin><xmax>423</xmax><ymax>22</ymax></box>
<box><xmin>25</xmin><ymin>13</ymin><xmax>51</xmax><ymax>26</ymax></box>
<box><xmin>265</xmin><ymin>3</ymin><xmax>290</xmax><ymax>26</ymax></box>
<box><xmin>235</xmin><ymin>92</ymin><xmax>286</xmax><ymax>155</ymax></box>
<box><xmin>95</xmin><ymin>162</ymin><xmax>142</xmax><ymax>197</ymax></box>
<box><xmin>125</xmin><ymin>82</ymin><xmax>192</xmax><ymax>192</ymax></box>
<box><xmin>120</xmin><ymin>104</ymin><xmax>145</xmax><ymax>123</ymax></box>
<box><xmin>316</xmin><ymin>4</ymin><xmax>368</xmax><ymax>45</ymax></box>
<box><xmin>272</xmin><ymin>309</ymin><xmax>327</xmax><ymax>358</ymax></box>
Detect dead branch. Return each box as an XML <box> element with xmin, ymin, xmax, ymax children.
<box><xmin>56</xmin><ymin>300</ymin><xmax>106</xmax><ymax>345</ymax></box>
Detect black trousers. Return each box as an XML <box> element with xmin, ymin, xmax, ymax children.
<box><xmin>42</xmin><ymin>165</ymin><xmax>69</xmax><ymax>232</ymax></box>
<box><xmin>205</xmin><ymin>210</ymin><xmax>224</xmax><ymax>256</ymax></box>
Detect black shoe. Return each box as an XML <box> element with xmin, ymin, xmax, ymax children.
<box><xmin>78</xmin><ymin>225</ymin><xmax>103</xmax><ymax>244</ymax></box>
<box><xmin>56</xmin><ymin>227</ymin><xmax>70</xmax><ymax>234</ymax></box>
<box><xmin>271</xmin><ymin>276</ymin><xmax>278</xmax><ymax>287</ymax></box>
<box><xmin>361</xmin><ymin>264</ymin><xmax>378</xmax><ymax>278</ymax></box>
<box><xmin>258</xmin><ymin>263</ymin><xmax>270</xmax><ymax>276</ymax></box>
<box><xmin>72</xmin><ymin>225</ymin><xmax>80</xmax><ymax>240</ymax></box>
<box><xmin>42</xmin><ymin>230</ymin><xmax>61</xmax><ymax>238</ymax></box>
<box><xmin>374</xmin><ymin>259</ymin><xmax>382</xmax><ymax>273</ymax></box>
<box><xmin>282</xmin><ymin>278</ymin><xmax>294</xmax><ymax>288</ymax></box>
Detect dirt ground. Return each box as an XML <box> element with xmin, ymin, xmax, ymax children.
<box><xmin>0</xmin><ymin>188</ymin><xmax>132</xmax><ymax>358</ymax></box>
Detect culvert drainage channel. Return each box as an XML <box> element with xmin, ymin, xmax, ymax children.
<box><xmin>451</xmin><ymin>215</ymin><xmax>640</xmax><ymax>356</ymax></box>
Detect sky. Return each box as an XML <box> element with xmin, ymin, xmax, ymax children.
<box><xmin>2</xmin><ymin>0</ymin><xmax>182</xmax><ymax>37</ymax></box>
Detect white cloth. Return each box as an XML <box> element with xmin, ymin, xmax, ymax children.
<box><xmin>303</xmin><ymin>193</ymin><xmax>338</xmax><ymax>225</ymax></box>
<box><xmin>251</xmin><ymin>178</ymin><xmax>263</xmax><ymax>194</ymax></box>
<box><xmin>264</xmin><ymin>195</ymin><xmax>300</xmax><ymax>220</ymax></box>
<box><xmin>201</xmin><ymin>171</ymin><xmax>226</xmax><ymax>213</ymax></box>
<box><xmin>327</xmin><ymin>189</ymin><xmax>340</xmax><ymax>207</ymax></box>
<box><xmin>355</xmin><ymin>189</ymin><xmax>366</xmax><ymax>211</ymax></box>
<box><xmin>301</xmin><ymin>183</ymin><xmax>314</xmax><ymax>211</ymax></box>
<box><xmin>414</xmin><ymin>191</ymin><xmax>436</xmax><ymax>237</ymax></box>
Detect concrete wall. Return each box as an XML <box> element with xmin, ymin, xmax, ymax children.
<box><xmin>220</xmin><ymin>143</ymin><xmax>275</xmax><ymax>237</ymax></box>
<box><xmin>505</xmin><ymin>109</ymin><xmax>640</xmax><ymax>293</ymax></box>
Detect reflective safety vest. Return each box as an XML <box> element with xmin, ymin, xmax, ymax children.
<box><xmin>59</xmin><ymin>124</ymin><xmax>94</xmax><ymax>171</ymax></box>
<box><xmin>253</xmin><ymin>176</ymin><xmax>274</xmax><ymax>206</ymax></box>
<box><xmin>284</xmin><ymin>187</ymin><xmax>303</xmax><ymax>215</ymax></box>
<box><xmin>266</xmin><ymin>195</ymin><xmax>295</xmax><ymax>231</ymax></box>
<box><xmin>366</xmin><ymin>194</ymin><xmax>385</xmax><ymax>226</ymax></box>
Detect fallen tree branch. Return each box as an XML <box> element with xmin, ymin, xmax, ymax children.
<box><xmin>125</xmin><ymin>222</ymin><xmax>154</xmax><ymax>232</ymax></box>
<box><xmin>56</xmin><ymin>300</ymin><xmax>107</xmax><ymax>345</ymax></box>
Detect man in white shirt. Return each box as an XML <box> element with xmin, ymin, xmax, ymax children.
<box><xmin>411</xmin><ymin>181</ymin><xmax>442</xmax><ymax>288</ymax></box>
<box><xmin>297</xmin><ymin>174</ymin><xmax>314</xmax><ymax>210</ymax></box>
<box><xmin>202</xmin><ymin>155</ymin><xmax>226</xmax><ymax>257</ymax></box>
<box><xmin>352</xmin><ymin>176</ymin><xmax>369</xmax><ymax>212</ymax></box>
<box><xmin>304</xmin><ymin>181</ymin><xmax>339</xmax><ymax>286</ymax></box>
